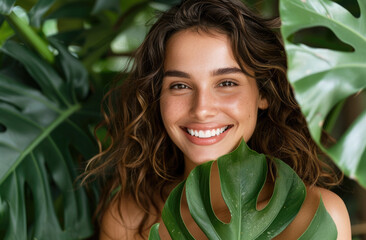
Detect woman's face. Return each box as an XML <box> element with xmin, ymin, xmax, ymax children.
<box><xmin>160</xmin><ymin>29</ymin><xmax>268</xmax><ymax>175</ymax></box>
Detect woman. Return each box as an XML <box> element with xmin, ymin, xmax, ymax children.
<box><xmin>84</xmin><ymin>0</ymin><xmax>351</xmax><ymax>239</ymax></box>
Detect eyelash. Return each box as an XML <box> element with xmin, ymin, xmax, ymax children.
<box><xmin>169</xmin><ymin>80</ymin><xmax>237</xmax><ymax>90</ymax></box>
<box><xmin>170</xmin><ymin>83</ymin><xmax>190</xmax><ymax>90</ymax></box>
<box><xmin>218</xmin><ymin>80</ymin><xmax>237</xmax><ymax>87</ymax></box>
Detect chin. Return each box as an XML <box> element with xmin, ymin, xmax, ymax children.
<box><xmin>187</xmin><ymin>150</ymin><xmax>228</xmax><ymax>165</ymax></box>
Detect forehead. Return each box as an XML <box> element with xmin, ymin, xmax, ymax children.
<box><xmin>164</xmin><ymin>29</ymin><xmax>240</xmax><ymax>72</ymax></box>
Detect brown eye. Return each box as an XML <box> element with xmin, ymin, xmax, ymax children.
<box><xmin>218</xmin><ymin>80</ymin><xmax>237</xmax><ymax>87</ymax></box>
<box><xmin>170</xmin><ymin>83</ymin><xmax>190</xmax><ymax>89</ymax></box>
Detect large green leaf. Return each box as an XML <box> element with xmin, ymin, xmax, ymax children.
<box><xmin>0</xmin><ymin>38</ymin><xmax>97</xmax><ymax>239</ymax></box>
<box><xmin>149</xmin><ymin>141</ymin><xmax>337</xmax><ymax>239</ymax></box>
<box><xmin>280</xmin><ymin>0</ymin><xmax>366</xmax><ymax>186</ymax></box>
<box><xmin>28</xmin><ymin>0</ymin><xmax>58</xmax><ymax>27</ymax></box>
<box><xmin>0</xmin><ymin>0</ymin><xmax>16</xmax><ymax>15</ymax></box>
<box><xmin>92</xmin><ymin>0</ymin><xmax>120</xmax><ymax>15</ymax></box>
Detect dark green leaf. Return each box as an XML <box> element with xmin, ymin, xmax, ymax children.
<box><xmin>1</xmin><ymin>40</ymin><xmax>68</xmax><ymax>106</ymax></box>
<box><xmin>120</xmin><ymin>0</ymin><xmax>146</xmax><ymax>15</ymax></box>
<box><xmin>0</xmin><ymin>0</ymin><xmax>16</xmax><ymax>15</ymax></box>
<box><xmin>280</xmin><ymin>0</ymin><xmax>366</xmax><ymax>186</ymax></box>
<box><xmin>92</xmin><ymin>0</ymin><xmax>120</xmax><ymax>15</ymax></box>
<box><xmin>162</xmin><ymin>181</ymin><xmax>194</xmax><ymax>239</ymax></box>
<box><xmin>0</xmin><ymin>196</ymin><xmax>9</xmax><ymax>238</ymax></box>
<box><xmin>0</xmin><ymin>15</ymin><xmax>5</xmax><ymax>26</ymax></box>
<box><xmin>149</xmin><ymin>223</ymin><xmax>162</xmax><ymax>240</ymax></box>
<box><xmin>45</xmin><ymin>2</ymin><xmax>93</xmax><ymax>19</ymax></box>
<box><xmin>0</xmin><ymin>39</ymin><xmax>97</xmax><ymax>239</ymax></box>
<box><xmin>150</xmin><ymin>140</ymin><xmax>338</xmax><ymax>239</ymax></box>
<box><xmin>29</xmin><ymin>0</ymin><xmax>57</xmax><ymax>27</ymax></box>
<box><xmin>153</xmin><ymin>0</ymin><xmax>181</xmax><ymax>6</ymax></box>
<box><xmin>298</xmin><ymin>198</ymin><xmax>337</xmax><ymax>239</ymax></box>
<box><xmin>50</xmin><ymin>37</ymin><xmax>89</xmax><ymax>101</ymax></box>
<box><xmin>186</xmin><ymin>141</ymin><xmax>305</xmax><ymax>239</ymax></box>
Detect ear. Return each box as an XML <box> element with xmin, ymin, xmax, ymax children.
<box><xmin>258</xmin><ymin>96</ymin><xmax>268</xmax><ymax>110</ymax></box>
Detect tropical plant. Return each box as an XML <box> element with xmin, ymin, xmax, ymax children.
<box><xmin>148</xmin><ymin>140</ymin><xmax>337</xmax><ymax>239</ymax></box>
<box><xmin>280</xmin><ymin>0</ymin><xmax>366</xmax><ymax>187</ymax></box>
<box><xmin>0</xmin><ymin>0</ymin><xmax>364</xmax><ymax>239</ymax></box>
<box><xmin>0</xmin><ymin>0</ymin><xmax>174</xmax><ymax>239</ymax></box>
<box><xmin>0</xmin><ymin>36</ymin><xmax>94</xmax><ymax>240</ymax></box>
<box><xmin>0</xmin><ymin>5</ymin><xmax>97</xmax><ymax>240</ymax></box>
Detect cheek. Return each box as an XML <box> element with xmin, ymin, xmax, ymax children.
<box><xmin>220</xmin><ymin>92</ymin><xmax>257</xmax><ymax>116</ymax></box>
<box><xmin>221</xmin><ymin>92</ymin><xmax>260</xmax><ymax>136</ymax></box>
<box><xmin>220</xmin><ymin>94</ymin><xmax>243</xmax><ymax>109</ymax></box>
<box><xmin>159</xmin><ymin>97</ymin><xmax>171</xmax><ymax>126</ymax></box>
<box><xmin>160</xmin><ymin>95</ymin><xmax>186</xmax><ymax>127</ymax></box>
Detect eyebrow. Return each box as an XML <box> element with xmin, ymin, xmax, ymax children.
<box><xmin>212</xmin><ymin>67</ymin><xmax>243</xmax><ymax>76</ymax></box>
<box><xmin>164</xmin><ymin>67</ymin><xmax>243</xmax><ymax>78</ymax></box>
<box><xmin>164</xmin><ymin>70</ymin><xmax>190</xmax><ymax>78</ymax></box>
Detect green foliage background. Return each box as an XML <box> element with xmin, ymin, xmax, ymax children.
<box><xmin>0</xmin><ymin>0</ymin><xmax>365</xmax><ymax>239</ymax></box>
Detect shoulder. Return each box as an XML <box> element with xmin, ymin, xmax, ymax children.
<box><xmin>302</xmin><ymin>186</ymin><xmax>351</xmax><ymax>240</ymax></box>
<box><xmin>274</xmin><ymin>186</ymin><xmax>351</xmax><ymax>239</ymax></box>
<box><xmin>315</xmin><ymin>187</ymin><xmax>352</xmax><ymax>240</ymax></box>
<box><xmin>99</xmin><ymin>195</ymin><xmax>147</xmax><ymax>240</ymax></box>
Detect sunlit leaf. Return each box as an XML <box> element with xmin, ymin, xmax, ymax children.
<box><xmin>280</xmin><ymin>0</ymin><xmax>366</xmax><ymax>186</ymax></box>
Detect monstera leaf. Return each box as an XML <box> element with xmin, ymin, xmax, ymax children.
<box><xmin>148</xmin><ymin>140</ymin><xmax>337</xmax><ymax>239</ymax></box>
<box><xmin>0</xmin><ymin>37</ymin><xmax>97</xmax><ymax>240</ymax></box>
<box><xmin>280</xmin><ymin>0</ymin><xmax>366</xmax><ymax>186</ymax></box>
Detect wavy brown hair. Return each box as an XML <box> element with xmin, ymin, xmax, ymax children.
<box><xmin>83</xmin><ymin>0</ymin><xmax>340</xmax><ymax>238</ymax></box>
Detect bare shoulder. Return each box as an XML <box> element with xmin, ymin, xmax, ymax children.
<box><xmin>274</xmin><ymin>186</ymin><xmax>351</xmax><ymax>240</ymax></box>
<box><xmin>99</xmin><ymin>195</ymin><xmax>147</xmax><ymax>240</ymax></box>
<box><xmin>314</xmin><ymin>187</ymin><xmax>352</xmax><ymax>240</ymax></box>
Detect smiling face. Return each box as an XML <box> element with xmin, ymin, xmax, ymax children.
<box><xmin>160</xmin><ymin>29</ymin><xmax>268</xmax><ymax>176</ymax></box>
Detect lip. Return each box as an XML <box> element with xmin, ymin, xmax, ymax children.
<box><xmin>181</xmin><ymin>124</ymin><xmax>233</xmax><ymax>145</ymax></box>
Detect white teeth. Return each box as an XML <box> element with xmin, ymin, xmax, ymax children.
<box><xmin>211</xmin><ymin>129</ymin><xmax>215</xmax><ymax>136</ymax></box>
<box><xmin>187</xmin><ymin>126</ymin><xmax>229</xmax><ymax>138</ymax></box>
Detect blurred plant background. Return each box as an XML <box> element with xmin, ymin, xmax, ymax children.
<box><xmin>0</xmin><ymin>0</ymin><xmax>364</xmax><ymax>239</ymax></box>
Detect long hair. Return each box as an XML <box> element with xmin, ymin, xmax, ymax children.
<box><xmin>83</xmin><ymin>0</ymin><xmax>340</xmax><ymax>237</ymax></box>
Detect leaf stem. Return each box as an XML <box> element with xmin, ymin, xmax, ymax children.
<box><xmin>6</xmin><ymin>11</ymin><xmax>54</xmax><ymax>64</ymax></box>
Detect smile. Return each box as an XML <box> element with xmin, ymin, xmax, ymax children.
<box><xmin>185</xmin><ymin>125</ymin><xmax>232</xmax><ymax>138</ymax></box>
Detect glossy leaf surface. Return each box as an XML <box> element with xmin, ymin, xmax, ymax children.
<box><xmin>280</xmin><ymin>0</ymin><xmax>366</xmax><ymax>186</ymax></box>
<box><xmin>0</xmin><ymin>1</ymin><xmax>174</xmax><ymax>238</ymax></box>
<box><xmin>149</xmin><ymin>141</ymin><xmax>337</xmax><ymax>239</ymax></box>
<box><xmin>0</xmin><ymin>39</ymin><xmax>97</xmax><ymax>239</ymax></box>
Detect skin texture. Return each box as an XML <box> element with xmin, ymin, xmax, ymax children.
<box><xmin>100</xmin><ymin>30</ymin><xmax>351</xmax><ymax>240</ymax></box>
<box><xmin>160</xmin><ymin>29</ymin><xmax>268</xmax><ymax>177</ymax></box>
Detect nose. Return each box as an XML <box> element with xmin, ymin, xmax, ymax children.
<box><xmin>190</xmin><ymin>88</ymin><xmax>218</xmax><ymax>121</ymax></box>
